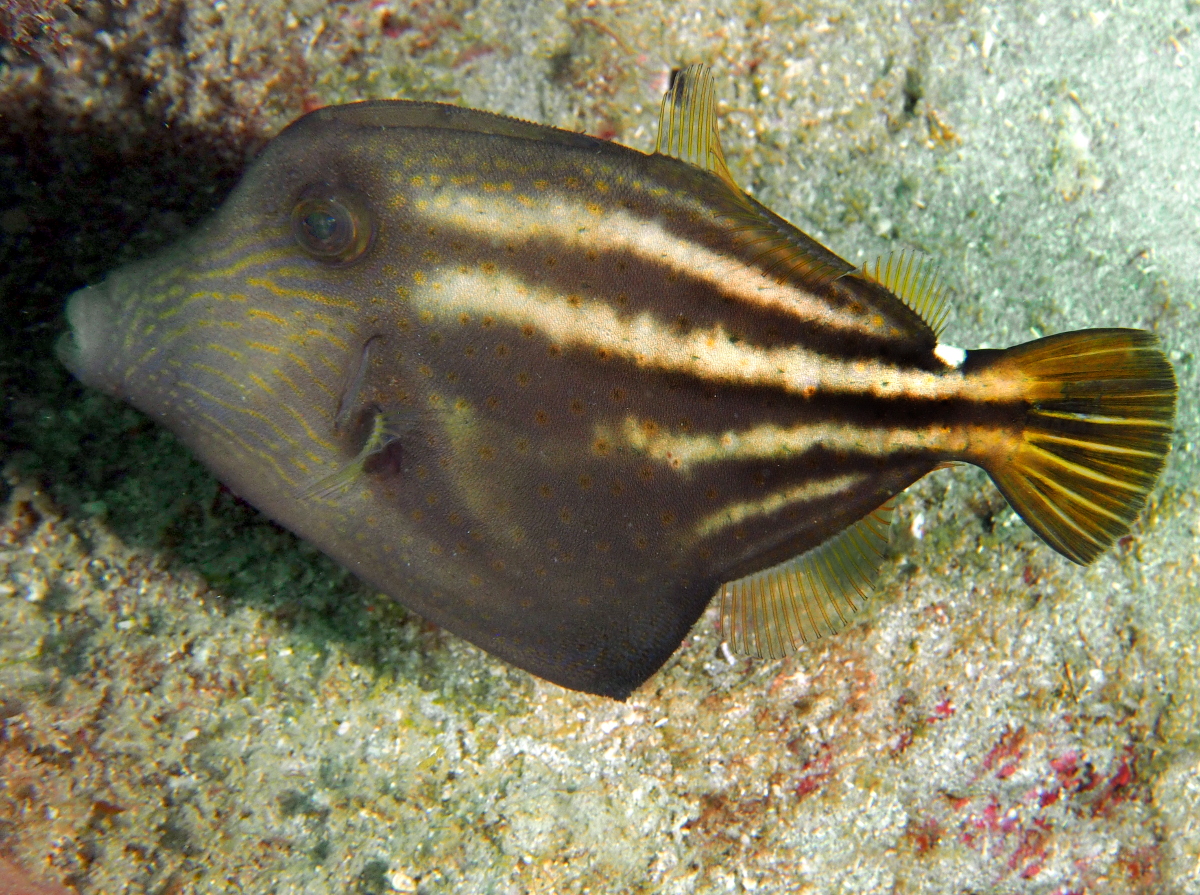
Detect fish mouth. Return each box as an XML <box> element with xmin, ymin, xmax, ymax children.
<box><xmin>56</xmin><ymin>281</ymin><xmax>121</xmax><ymax>397</ymax></box>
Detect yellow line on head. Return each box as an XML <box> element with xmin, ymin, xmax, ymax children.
<box><xmin>306</xmin><ymin>328</ymin><xmax>349</xmax><ymax>351</ymax></box>
<box><xmin>198</xmin><ymin>242</ymin><xmax>294</xmax><ymax>278</ymax></box>
<box><xmin>190</xmin><ymin>361</ymin><xmax>247</xmax><ymax>391</ymax></box>
<box><xmin>179</xmin><ymin>376</ymin><xmax>302</xmax><ymax>451</ymax></box>
<box><xmin>272</xmin><ymin>366</ymin><xmax>307</xmax><ymax>399</ymax></box>
<box><xmin>248</xmin><ymin>308</ymin><xmax>289</xmax><ymax>325</ymax></box>
<box><xmin>153</xmin><ymin>290</ymin><xmax>249</xmax><ymax>322</ymax></box>
<box><xmin>193</xmin><ymin>411</ymin><xmax>299</xmax><ymax>488</ymax></box>
<box><xmin>247</xmin><ymin>371</ymin><xmax>276</xmax><ymax>396</ymax></box>
<box><xmin>285</xmin><ymin>350</ymin><xmax>337</xmax><ymax>400</ymax></box>
<box><xmin>278</xmin><ymin>399</ymin><xmax>336</xmax><ymax>451</ymax></box>
<box><xmin>245</xmin><ymin>276</ymin><xmax>357</xmax><ymax>309</ymax></box>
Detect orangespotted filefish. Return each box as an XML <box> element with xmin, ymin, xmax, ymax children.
<box><xmin>57</xmin><ymin>65</ymin><xmax>1177</xmax><ymax>698</ymax></box>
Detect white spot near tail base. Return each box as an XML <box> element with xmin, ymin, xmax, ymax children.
<box><xmin>934</xmin><ymin>343</ymin><xmax>966</xmax><ymax>368</ymax></box>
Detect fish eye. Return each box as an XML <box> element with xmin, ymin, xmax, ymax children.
<box><xmin>291</xmin><ymin>185</ymin><xmax>375</xmax><ymax>263</ymax></box>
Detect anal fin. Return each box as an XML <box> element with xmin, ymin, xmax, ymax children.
<box><xmin>720</xmin><ymin>500</ymin><xmax>896</xmax><ymax>660</ymax></box>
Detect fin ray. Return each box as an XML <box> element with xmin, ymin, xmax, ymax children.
<box><xmin>653</xmin><ymin>64</ymin><xmax>855</xmax><ymax>288</ymax></box>
<box><xmin>654</xmin><ymin>63</ymin><xmax>735</xmax><ymax>187</ymax></box>
<box><xmin>720</xmin><ymin>500</ymin><xmax>896</xmax><ymax>660</ymax></box>
<box><xmin>860</xmin><ymin>250</ymin><xmax>951</xmax><ymax>337</ymax></box>
<box><xmin>300</xmin><ymin>410</ymin><xmax>417</xmax><ymax>501</ymax></box>
<box><xmin>980</xmin><ymin>329</ymin><xmax>1176</xmax><ymax>564</ymax></box>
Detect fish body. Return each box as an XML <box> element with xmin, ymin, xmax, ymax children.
<box><xmin>58</xmin><ymin>67</ymin><xmax>1176</xmax><ymax>697</ymax></box>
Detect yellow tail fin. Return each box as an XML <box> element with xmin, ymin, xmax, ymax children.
<box><xmin>982</xmin><ymin>329</ymin><xmax>1176</xmax><ymax>564</ymax></box>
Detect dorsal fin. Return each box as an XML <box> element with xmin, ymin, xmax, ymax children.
<box><xmin>654</xmin><ymin>64</ymin><xmax>736</xmax><ymax>189</ymax></box>
<box><xmin>654</xmin><ymin>64</ymin><xmax>854</xmax><ymax>288</ymax></box>
<box><xmin>727</xmin><ymin>204</ymin><xmax>856</xmax><ymax>287</ymax></box>
<box><xmin>719</xmin><ymin>500</ymin><xmax>896</xmax><ymax>659</ymax></box>
<box><xmin>860</xmin><ymin>251</ymin><xmax>951</xmax><ymax>337</ymax></box>
<box><xmin>303</xmin><ymin>99</ymin><xmax>610</xmax><ymax>152</ymax></box>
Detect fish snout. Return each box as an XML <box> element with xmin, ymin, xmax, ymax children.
<box><xmin>57</xmin><ymin>281</ymin><xmax>122</xmax><ymax>397</ymax></box>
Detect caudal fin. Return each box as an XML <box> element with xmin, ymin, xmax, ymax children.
<box><xmin>982</xmin><ymin>329</ymin><xmax>1176</xmax><ymax>564</ymax></box>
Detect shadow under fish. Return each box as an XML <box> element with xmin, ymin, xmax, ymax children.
<box><xmin>57</xmin><ymin>65</ymin><xmax>1178</xmax><ymax>698</ymax></box>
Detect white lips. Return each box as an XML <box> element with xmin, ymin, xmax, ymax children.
<box><xmin>57</xmin><ymin>282</ymin><xmax>119</xmax><ymax>396</ymax></box>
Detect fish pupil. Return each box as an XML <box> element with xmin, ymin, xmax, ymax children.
<box><xmin>293</xmin><ymin>198</ymin><xmax>352</xmax><ymax>256</ymax></box>
<box><xmin>303</xmin><ymin>209</ymin><xmax>339</xmax><ymax>242</ymax></box>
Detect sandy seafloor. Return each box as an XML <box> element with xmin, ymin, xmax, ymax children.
<box><xmin>1</xmin><ymin>1</ymin><xmax>1198</xmax><ymax>893</ymax></box>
